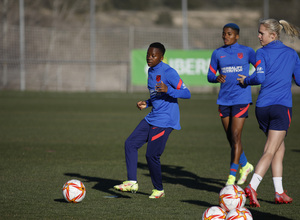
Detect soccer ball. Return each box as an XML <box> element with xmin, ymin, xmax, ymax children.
<box><xmin>226</xmin><ymin>207</ymin><xmax>253</xmax><ymax>220</ymax></box>
<box><xmin>62</xmin><ymin>179</ymin><xmax>86</xmax><ymax>203</ymax></box>
<box><xmin>219</xmin><ymin>185</ymin><xmax>246</xmax><ymax>212</ymax></box>
<box><xmin>202</xmin><ymin>206</ymin><xmax>227</xmax><ymax>220</ymax></box>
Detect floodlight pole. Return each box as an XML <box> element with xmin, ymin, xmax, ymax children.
<box><xmin>182</xmin><ymin>0</ymin><xmax>189</xmax><ymax>50</ymax></box>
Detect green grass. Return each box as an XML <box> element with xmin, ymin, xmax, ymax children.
<box><xmin>0</xmin><ymin>91</ymin><xmax>299</xmax><ymax>219</ymax></box>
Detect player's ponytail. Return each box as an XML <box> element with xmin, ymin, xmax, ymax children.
<box><xmin>259</xmin><ymin>19</ymin><xmax>300</xmax><ymax>40</ymax></box>
<box><xmin>279</xmin><ymin>20</ymin><xmax>300</xmax><ymax>39</ymax></box>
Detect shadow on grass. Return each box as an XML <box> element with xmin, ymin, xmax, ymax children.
<box><xmin>138</xmin><ymin>162</ymin><xmax>224</xmax><ymax>194</ymax></box>
<box><xmin>138</xmin><ymin>163</ymin><xmax>293</xmax><ymax>220</ymax></box>
<box><xmin>63</xmin><ymin>161</ymin><xmax>224</xmax><ymax>201</ymax></box>
<box><xmin>249</xmin><ymin>208</ymin><xmax>293</xmax><ymax>220</ymax></box>
<box><xmin>62</xmin><ymin>168</ymin><xmax>292</xmax><ymax>219</ymax></box>
<box><xmin>182</xmin><ymin>201</ymin><xmax>292</xmax><ymax>219</ymax></box>
<box><xmin>54</xmin><ymin>198</ymin><xmax>68</xmax><ymax>203</ymax></box>
<box><xmin>181</xmin><ymin>200</ymin><xmax>213</xmax><ymax>207</ymax></box>
<box><xmin>138</xmin><ymin>162</ymin><xmax>223</xmax><ymax>207</ymax></box>
<box><xmin>63</xmin><ymin>173</ymin><xmax>133</xmax><ymax>198</ymax></box>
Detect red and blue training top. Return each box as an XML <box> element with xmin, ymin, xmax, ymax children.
<box><xmin>145</xmin><ymin>61</ymin><xmax>191</xmax><ymax>130</ymax></box>
<box><xmin>207</xmin><ymin>42</ymin><xmax>256</xmax><ymax>106</ymax></box>
<box><xmin>244</xmin><ymin>40</ymin><xmax>300</xmax><ymax>107</ymax></box>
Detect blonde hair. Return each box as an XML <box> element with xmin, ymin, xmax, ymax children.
<box><xmin>259</xmin><ymin>19</ymin><xmax>300</xmax><ymax>40</ymax></box>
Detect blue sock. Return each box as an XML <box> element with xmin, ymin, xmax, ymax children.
<box><xmin>239</xmin><ymin>151</ymin><xmax>248</xmax><ymax>167</ymax></box>
<box><xmin>230</xmin><ymin>163</ymin><xmax>239</xmax><ymax>177</ymax></box>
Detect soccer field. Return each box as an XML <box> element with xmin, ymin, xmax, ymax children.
<box><xmin>0</xmin><ymin>91</ymin><xmax>299</xmax><ymax>219</ymax></box>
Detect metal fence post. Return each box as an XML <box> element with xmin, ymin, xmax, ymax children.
<box><xmin>182</xmin><ymin>0</ymin><xmax>189</xmax><ymax>50</ymax></box>
<box><xmin>2</xmin><ymin>0</ymin><xmax>8</xmax><ymax>88</ymax></box>
<box><xmin>127</xmin><ymin>26</ymin><xmax>135</xmax><ymax>93</ymax></box>
<box><xmin>89</xmin><ymin>0</ymin><xmax>96</xmax><ymax>91</ymax></box>
<box><xmin>264</xmin><ymin>0</ymin><xmax>269</xmax><ymax>19</ymax></box>
<box><xmin>19</xmin><ymin>0</ymin><xmax>25</xmax><ymax>91</ymax></box>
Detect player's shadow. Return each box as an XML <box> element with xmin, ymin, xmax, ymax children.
<box><xmin>181</xmin><ymin>200</ymin><xmax>213</xmax><ymax>207</ymax></box>
<box><xmin>137</xmin><ymin>162</ymin><xmax>224</xmax><ymax>194</ymax></box>
<box><xmin>291</xmin><ymin>149</ymin><xmax>300</xmax><ymax>153</ymax></box>
<box><xmin>138</xmin><ymin>162</ymin><xmax>293</xmax><ymax>219</ymax></box>
<box><xmin>248</xmin><ymin>208</ymin><xmax>293</xmax><ymax>220</ymax></box>
<box><xmin>54</xmin><ymin>198</ymin><xmax>68</xmax><ymax>203</ymax></box>
<box><xmin>63</xmin><ymin>173</ymin><xmax>136</xmax><ymax>198</ymax></box>
<box><xmin>181</xmin><ymin>200</ymin><xmax>293</xmax><ymax>220</ymax></box>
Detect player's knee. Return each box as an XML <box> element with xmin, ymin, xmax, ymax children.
<box><xmin>145</xmin><ymin>153</ymin><xmax>153</xmax><ymax>161</ymax></box>
<box><xmin>231</xmin><ymin>131</ymin><xmax>242</xmax><ymax>144</ymax></box>
<box><xmin>146</xmin><ymin>153</ymin><xmax>159</xmax><ymax>162</ymax></box>
<box><xmin>263</xmin><ymin>147</ymin><xmax>277</xmax><ymax>157</ymax></box>
<box><xmin>125</xmin><ymin>138</ymin><xmax>137</xmax><ymax>151</ymax></box>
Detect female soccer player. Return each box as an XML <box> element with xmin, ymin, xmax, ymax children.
<box><xmin>207</xmin><ymin>23</ymin><xmax>255</xmax><ymax>186</ymax></box>
<box><xmin>237</xmin><ymin>19</ymin><xmax>300</xmax><ymax>207</ymax></box>
<box><xmin>114</xmin><ymin>42</ymin><xmax>191</xmax><ymax>199</ymax></box>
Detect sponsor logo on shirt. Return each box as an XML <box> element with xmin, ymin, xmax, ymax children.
<box><xmin>220</xmin><ymin>55</ymin><xmax>226</xmax><ymax>58</ymax></box>
<box><xmin>150</xmin><ymin>89</ymin><xmax>161</xmax><ymax>97</ymax></box>
<box><xmin>221</xmin><ymin>66</ymin><xmax>243</xmax><ymax>73</ymax></box>
<box><xmin>256</xmin><ymin>67</ymin><xmax>264</xmax><ymax>73</ymax></box>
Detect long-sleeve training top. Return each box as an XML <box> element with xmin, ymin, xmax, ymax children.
<box><xmin>145</xmin><ymin>61</ymin><xmax>191</xmax><ymax>130</ymax></box>
<box><xmin>244</xmin><ymin>40</ymin><xmax>300</xmax><ymax>107</ymax></box>
<box><xmin>207</xmin><ymin>42</ymin><xmax>256</xmax><ymax>106</ymax></box>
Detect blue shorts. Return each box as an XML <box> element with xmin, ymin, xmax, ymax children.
<box><xmin>218</xmin><ymin>104</ymin><xmax>250</xmax><ymax>118</ymax></box>
<box><xmin>255</xmin><ymin>105</ymin><xmax>292</xmax><ymax>133</ymax></box>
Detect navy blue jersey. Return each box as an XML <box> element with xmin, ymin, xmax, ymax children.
<box><xmin>145</xmin><ymin>62</ymin><xmax>191</xmax><ymax>130</ymax></box>
<box><xmin>244</xmin><ymin>40</ymin><xmax>300</xmax><ymax>107</ymax></box>
<box><xmin>207</xmin><ymin>42</ymin><xmax>256</xmax><ymax>106</ymax></box>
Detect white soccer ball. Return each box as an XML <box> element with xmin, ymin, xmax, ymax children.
<box><xmin>219</xmin><ymin>185</ymin><xmax>246</xmax><ymax>212</ymax></box>
<box><xmin>226</xmin><ymin>207</ymin><xmax>253</xmax><ymax>220</ymax></box>
<box><xmin>62</xmin><ymin>179</ymin><xmax>86</xmax><ymax>203</ymax></box>
<box><xmin>202</xmin><ymin>206</ymin><xmax>227</xmax><ymax>220</ymax></box>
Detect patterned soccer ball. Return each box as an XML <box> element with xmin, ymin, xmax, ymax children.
<box><xmin>62</xmin><ymin>179</ymin><xmax>86</xmax><ymax>203</ymax></box>
<box><xmin>226</xmin><ymin>207</ymin><xmax>253</xmax><ymax>220</ymax></box>
<box><xmin>202</xmin><ymin>206</ymin><xmax>227</xmax><ymax>220</ymax></box>
<box><xmin>219</xmin><ymin>185</ymin><xmax>246</xmax><ymax>212</ymax></box>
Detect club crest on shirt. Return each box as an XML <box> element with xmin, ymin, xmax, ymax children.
<box><xmin>156</xmin><ymin>75</ymin><xmax>161</xmax><ymax>82</ymax></box>
<box><xmin>237</xmin><ymin>53</ymin><xmax>243</xmax><ymax>59</ymax></box>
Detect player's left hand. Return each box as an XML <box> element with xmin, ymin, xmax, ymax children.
<box><xmin>237</xmin><ymin>74</ymin><xmax>246</xmax><ymax>85</ymax></box>
<box><xmin>155</xmin><ymin>81</ymin><xmax>168</xmax><ymax>93</ymax></box>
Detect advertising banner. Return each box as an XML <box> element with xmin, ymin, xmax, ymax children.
<box><xmin>131</xmin><ymin>49</ymin><xmax>215</xmax><ymax>86</ymax></box>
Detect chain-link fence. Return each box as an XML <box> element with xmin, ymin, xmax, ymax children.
<box><xmin>1</xmin><ymin>24</ymin><xmax>299</xmax><ymax>92</ymax></box>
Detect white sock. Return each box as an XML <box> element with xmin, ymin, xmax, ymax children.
<box><xmin>273</xmin><ymin>177</ymin><xmax>284</xmax><ymax>194</ymax></box>
<box><xmin>128</xmin><ymin>180</ymin><xmax>137</xmax><ymax>183</ymax></box>
<box><xmin>249</xmin><ymin>173</ymin><xmax>263</xmax><ymax>191</ymax></box>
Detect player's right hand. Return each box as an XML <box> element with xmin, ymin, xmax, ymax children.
<box><xmin>137</xmin><ymin>101</ymin><xmax>147</xmax><ymax>110</ymax></box>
